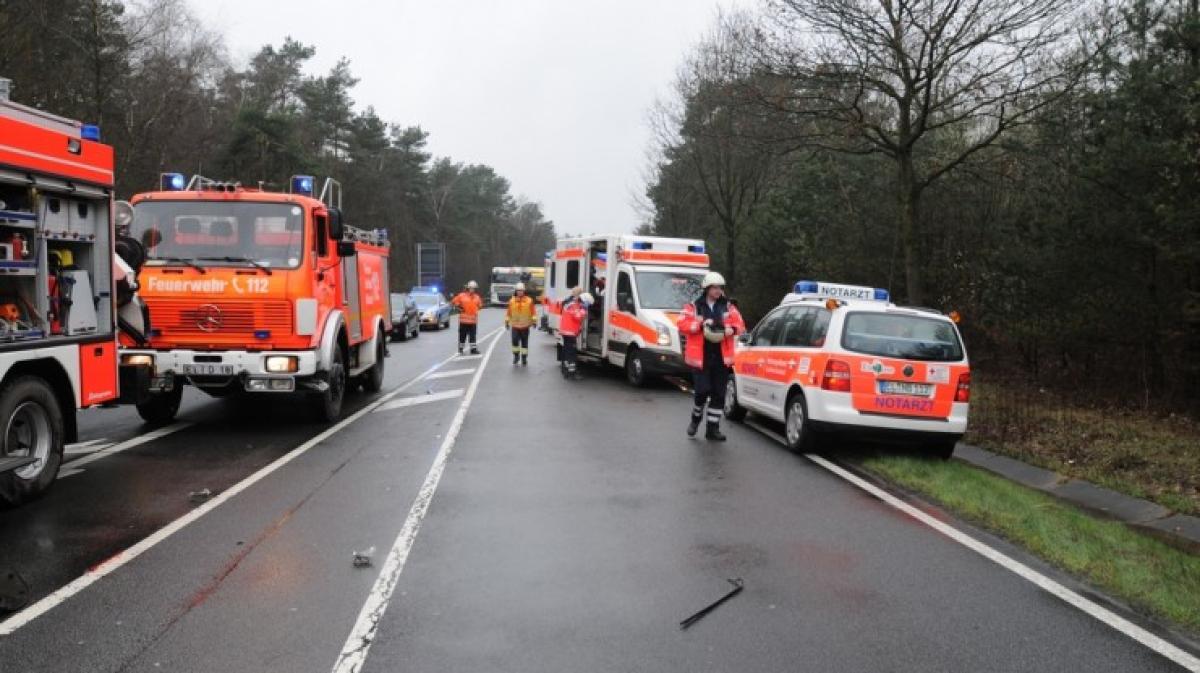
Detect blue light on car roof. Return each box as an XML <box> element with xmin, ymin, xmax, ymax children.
<box><xmin>794</xmin><ymin>280</ymin><xmax>819</xmax><ymax>294</ymax></box>
<box><xmin>291</xmin><ymin>175</ymin><xmax>315</xmax><ymax>196</ymax></box>
<box><xmin>160</xmin><ymin>172</ymin><xmax>186</xmax><ymax>191</ymax></box>
<box><xmin>874</xmin><ymin>288</ymin><xmax>890</xmax><ymax>302</ymax></box>
<box><xmin>80</xmin><ymin>124</ymin><xmax>101</xmax><ymax>141</ymax></box>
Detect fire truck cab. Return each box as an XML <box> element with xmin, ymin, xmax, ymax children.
<box><xmin>0</xmin><ymin>92</ymin><xmax>124</xmax><ymax>504</ymax></box>
<box><xmin>544</xmin><ymin>234</ymin><xmax>709</xmax><ymax>386</ymax></box>
<box><xmin>122</xmin><ymin>174</ymin><xmax>391</xmax><ymax>423</ymax></box>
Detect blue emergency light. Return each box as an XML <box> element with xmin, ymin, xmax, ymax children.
<box><xmin>291</xmin><ymin>175</ymin><xmax>315</xmax><ymax>196</ymax></box>
<box><xmin>688</xmin><ymin>244</ymin><xmax>705</xmax><ymax>253</ymax></box>
<box><xmin>794</xmin><ymin>280</ymin><xmax>890</xmax><ymax>302</ymax></box>
<box><xmin>80</xmin><ymin>124</ymin><xmax>101</xmax><ymax>141</ymax></box>
<box><xmin>795</xmin><ymin>280</ymin><xmax>819</xmax><ymax>294</ymax></box>
<box><xmin>254</xmin><ymin>330</ymin><xmax>271</xmax><ymax>340</ymax></box>
<box><xmin>431</xmin><ymin>286</ymin><xmax>439</xmax><ymax>293</ymax></box>
<box><xmin>160</xmin><ymin>173</ymin><xmax>186</xmax><ymax>191</ymax></box>
<box><xmin>873</xmin><ymin>288</ymin><xmax>891</xmax><ymax>301</ymax></box>
<box><xmin>631</xmin><ymin>241</ymin><xmax>653</xmax><ymax>250</ymax></box>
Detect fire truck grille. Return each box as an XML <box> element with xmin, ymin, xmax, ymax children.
<box><xmin>150</xmin><ymin>299</ymin><xmax>292</xmax><ymax>338</ymax></box>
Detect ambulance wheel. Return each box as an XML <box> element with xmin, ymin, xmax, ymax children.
<box><xmin>624</xmin><ymin>347</ymin><xmax>648</xmax><ymax>387</ymax></box>
<box><xmin>136</xmin><ymin>386</ymin><xmax>182</xmax><ymax>426</ymax></box>
<box><xmin>932</xmin><ymin>439</ymin><xmax>957</xmax><ymax>460</ymax></box>
<box><xmin>724</xmin><ymin>374</ymin><xmax>747</xmax><ymax>422</ymax></box>
<box><xmin>361</xmin><ymin>336</ymin><xmax>386</xmax><ymax>394</ymax></box>
<box><xmin>312</xmin><ymin>346</ymin><xmax>347</xmax><ymax>422</ymax></box>
<box><xmin>0</xmin><ymin>377</ymin><xmax>65</xmax><ymax>507</ymax></box>
<box><xmin>784</xmin><ymin>391</ymin><xmax>816</xmax><ymax>453</ymax></box>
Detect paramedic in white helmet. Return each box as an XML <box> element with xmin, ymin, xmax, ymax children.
<box><xmin>677</xmin><ymin>272</ymin><xmax>745</xmax><ymax>440</ymax></box>
<box><xmin>559</xmin><ymin>291</ymin><xmax>592</xmax><ymax>380</ymax></box>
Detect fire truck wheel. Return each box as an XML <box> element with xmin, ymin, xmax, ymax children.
<box><xmin>724</xmin><ymin>374</ymin><xmax>747</xmax><ymax>422</ymax></box>
<box><xmin>624</xmin><ymin>347</ymin><xmax>648</xmax><ymax>387</ymax></box>
<box><xmin>312</xmin><ymin>346</ymin><xmax>347</xmax><ymax>422</ymax></box>
<box><xmin>0</xmin><ymin>377</ymin><xmax>65</xmax><ymax>506</ymax></box>
<box><xmin>136</xmin><ymin>386</ymin><xmax>183</xmax><ymax>426</ymax></box>
<box><xmin>361</xmin><ymin>337</ymin><xmax>386</xmax><ymax>393</ymax></box>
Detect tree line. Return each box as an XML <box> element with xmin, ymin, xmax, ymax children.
<box><xmin>642</xmin><ymin>0</ymin><xmax>1200</xmax><ymax>408</ymax></box>
<box><xmin>0</xmin><ymin>0</ymin><xmax>556</xmax><ymax>293</ymax></box>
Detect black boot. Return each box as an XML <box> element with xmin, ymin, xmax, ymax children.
<box><xmin>705</xmin><ymin>423</ymin><xmax>726</xmax><ymax>441</ymax></box>
<box><xmin>521</xmin><ymin>356</ymin><xmax>528</xmax><ymax>366</ymax></box>
<box><xmin>513</xmin><ymin>353</ymin><xmax>520</xmax><ymax>365</ymax></box>
<box><xmin>687</xmin><ymin>416</ymin><xmax>701</xmax><ymax>437</ymax></box>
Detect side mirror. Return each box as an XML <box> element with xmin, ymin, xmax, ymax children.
<box><xmin>114</xmin><ymin>200</ymin><xmax>134</xmax><ymax>234</ymax></box>
<box><xmin>737</xmin><ymin>333</ymin><xmax>751</xmax><ymax>345</ymax></box>
<box><xmin>328</xmin><ymin>207</ymin><xmax>345</xmax><ymax>241</ymax></box>
<box><xmin>337</xmin><ymin>240</ymin><xmax>357</xmax><ymax>257</ymax></box>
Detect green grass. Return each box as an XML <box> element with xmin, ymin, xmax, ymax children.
<box><xmin>967</xmin><ymin>381</ymin><xmax>1200</xmax><ymax>515</ymax></box>
<box><xmin>857</xmin><ymin>453</ymin><xmax>1200</xmax><ymax>633</ymax></box>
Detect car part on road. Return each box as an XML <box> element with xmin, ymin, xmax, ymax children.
<box><xmin>679</xmin><ymin>578</ymin><xmax>744</xmax><ymax>630</ymax></box>
<box><xmin>352</xmin><ymin>546</ymin><xmax>375</xmax><ymax>568</ymax></box>
<box><xmin>0</xmin><ymin>377</ymin><xmax>66</xmax><ymax>506</ymax></box>
<box><xmin>188</xmin><ymin>488</ymin><xmax>212</xmax><ymax>503</ymax></box>
<box><xmin>784</xmin><ymin>392</ymin><xmax>815</xmax><ymax>453</ymax></box>
<box><xmin>625</xmin><ymin>346</ymin><xmax>647</xmax><ymax>387</ymax></box>
<box><xmin>0</xmin><ymin>568</ymin><xmax>30</xmax><ymax>612</ymax></box>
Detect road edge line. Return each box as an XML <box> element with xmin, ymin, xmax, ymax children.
<box><xmin>0</xmin><ymin>328</ymin><xmax>502</xmax><ymax>637</ymax></box>
<box><xmin>331</xmin><ymin>324</ymin><xmax>503</xmax><ymax>673</ymax></box>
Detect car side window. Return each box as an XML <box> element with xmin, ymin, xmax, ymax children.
<box><xmin>617</xmin><ymin>271</ymin><xmax>634</xmax><ymax>313</ymax></box>
<box><xmin>810</xmin><ymin>309</ymin><xmax>832</xmax><ymax>347</ymax></box>
<box><xmin>751</xmin><ymin>308</ymin><xmax>786</xmax><ymax>347</ymax></box>
<box><xmin>778</xmin><ymin>307</ymin><xmax>817</xmax><ymax>347</ymax></box>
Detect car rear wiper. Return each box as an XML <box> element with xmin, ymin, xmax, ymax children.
<box><xmin>197</xmin><ymin>256</ymin><xmax>273</xmax><ymax>275</ymax></box>
<box><xmin>155</xmin><ymin>256</ymin><xmax>207</xmax><ymax>273</ymax></box>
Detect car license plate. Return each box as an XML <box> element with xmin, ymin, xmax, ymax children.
<box><xmin>181</xmin><ymin>364</ymin><xmax>235</xmax><ymax>376</ymax></box>
<box><xmin>878</xmin><ymin>380</ymin><xmax>934</xmax><ymax>397</ymax></box>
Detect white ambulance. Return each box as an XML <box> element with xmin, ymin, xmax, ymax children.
<box><xmin>726</xmin><ymin>281</ymin><xmax>970</xmax><ymax>457</ymax></box>
<box><xmin>544</xmin><ymin>234</ymin><xmax>709</xmax><ymax>385</ymax></box>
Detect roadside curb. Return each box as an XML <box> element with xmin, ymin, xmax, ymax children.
<box><xmin>954</xmin><ymin>444</ymin><xmax>1200</xmax><ymax>554</ymax></box>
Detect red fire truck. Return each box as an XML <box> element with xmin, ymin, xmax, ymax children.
<box><xmin>120</xmin><ymin>174</ymin><xmax>391</xmax><ymax>423</ymax></box>
<box><xmin>0</xmin><ymin>92</ymin><xmax>129</xmax><ymax>505</ymax></box>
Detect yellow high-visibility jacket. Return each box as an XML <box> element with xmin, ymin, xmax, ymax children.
<box><xmin>505</xmin><ymin>295</ymin><xmax>538</xmax><ymax>330</ymax></box>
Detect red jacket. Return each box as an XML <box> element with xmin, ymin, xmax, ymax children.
<box><xmin>560</xmin><ymin>301</ymin><xmax>587</xmax><ymax>337</ymax></box>
<box><xmin>677</xmin><ymin>298</ymin><xmax>745</xmax><ymax>369</ymax></box>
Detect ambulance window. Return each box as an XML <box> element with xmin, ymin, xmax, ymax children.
<box><xmin>550</xmin><ymin>263</ymin><xmax>557</xmax><ymax>288</ymax></box>
<box><xmin>810</xmin><ymin>309</ymin><xmax>832</xmax><ymax>346</ymax></box>
<box><xmin>751</xmin><ymin>308</ymin><xmax>786</xmax><ymax>347</ymax></box>
<box><xmin>566</xmin><ymin>260</ymin><xmax>580</xmax><ymax>289</ymax></box>
<box><xmin>617</xmin><ymin>272</ymin><xmax>634</xmax><ymax>313</ymax></box>
<box><xmin>778</xmin><ymin>308</ymin><xmax>817</xmax><ymax>347</ymax></box>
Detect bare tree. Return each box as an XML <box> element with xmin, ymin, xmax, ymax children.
<box><xmin>755</xmin><ymin>0</ymin><xmax>1094</xmax><ymax>303</ymax></box>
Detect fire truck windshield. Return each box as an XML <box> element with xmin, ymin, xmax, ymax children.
<box><xmin>132</xmin><ymin>201</ymin><xmax>305</xmax><ymax>270</ymax></box>
<box><xmin>635</xmin><ymin>271</ymin><xmax>705</xmax><ymax>310</ymax></box>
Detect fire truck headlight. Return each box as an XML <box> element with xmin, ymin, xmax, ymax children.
<box><xmin>264</xmin><ymin>355</ymin><xmax>299</xmax><ymax>373</ymax></box>
<box><xmin>655</xmin><ymin>322</ymin><xmax>671</xmax><ymax>346</ymax></box>
<box><xmin>121</xmin><ymin>354</ymin><xmax>154</xmax><ymax>367</ymax></box>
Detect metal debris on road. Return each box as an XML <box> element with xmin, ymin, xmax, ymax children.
<box><xmin>188</xmin><ymin>488</ymin><xmax>213</xmax><ymax>502</ymax></box>
<box><xmin>0</xmin><ymin>568</ymin><xmax>31</xmax><ymax>612</ymax></box>
<box><xmin>679</xmin><ymin>578</ymin><xmax>744</xmax><ymax>630</ymax></box>
<box><xmin>352</xmin><ymin>546</ymin><xmax>376</xmax><ymax>568</ymax></box>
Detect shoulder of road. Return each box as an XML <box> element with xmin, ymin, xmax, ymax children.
<box><xmin>954</xmin><ymin>443</ymin><xmax>1200</xmax><ymax>553</ymax></box>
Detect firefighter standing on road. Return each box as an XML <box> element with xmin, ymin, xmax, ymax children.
<box><xmin>559</xmin><ymin>291</ymin><xmax>592</xmax><ymax>380</ymax></box>
<box><xmin>452</xmin><ymin>281</ymin><xmax>484</xmax><ymax>354</ymax></box>
<box><xmin>678</xmin><ymin>272</ymin><xmax>745</xmax><ymax>440</ymax></box>
<box><xmin>505</xmin><ymin>282</ymin><xmax>538</xmax><ymax>366</ymax></box>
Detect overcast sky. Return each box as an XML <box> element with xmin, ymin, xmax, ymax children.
<box><xmin>189</xmin><ymin>0</ymin><xmax>753</xmax><ymax>235</ymax></box>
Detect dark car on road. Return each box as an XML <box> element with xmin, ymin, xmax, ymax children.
<box><xmin>390</xmin><ymin>292</ymin><xmax>421</xmax><ymax>341</ymax></box>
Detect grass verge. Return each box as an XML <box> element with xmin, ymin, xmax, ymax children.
<box><xmin>856</xmin><ymin>452</ymin><xmax>1200</xmax><ymax>633</ymax></box>
<box><xmin>967</xmin><ymin>380</ymin><xmax>1200</xmax><ymax>515</ymax></box>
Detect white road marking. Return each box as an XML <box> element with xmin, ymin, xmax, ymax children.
<box><xmin>331</xmin><ymin>324</ymin><xmax>503</xmax><ymax>673</ymax></box>
<box><xmin>374</xmin><ymin>389</ymin><xmax>464</xmax><ymax>413</ymax></box>
<box><xmin>425</xmin><ymin>368</ymin><xmax>475</xmax><ymax>380</ymax></box>
<box><xmin>455</xmin><ymin>354</ymin><xmax>483</xmax><ymax>361</ymax></box>
<box><xmin>64</xmin><ymin>438</ymin><xmax>110</xmax><ymax>452</ymax></box>
<box><xmin>741</xmin><ymin>419</ymin><xmax>1200</xmax><ymax>671</ymax></box>
<box><xmin>0</xmin><ymin>328</ymin><xmax>503</xmax><ymax>637</ymax></box>
<box><xmin>59</xmin><ymin>422</ymin><xmax>192</xmax><ymax>477</ymax></box>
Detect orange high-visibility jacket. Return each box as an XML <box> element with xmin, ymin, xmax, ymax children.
<box><xmin>452</xmin><ymin>292</ymin><xmax>484</xmax><ymax>325</ymax></box>
<box><xmin>677</xmin><ymin>298</ymin><xmax>745</xmax><ymax>369</ymax></box>
<box><xmin>559</xmin><ymin>301</ymin><xmax>587</xmax><ymax>337</ymax></box>
<box><xmin>506</xmin><ymin>295</ymin><xmax>538</xmax><ymax>330</ymax></box>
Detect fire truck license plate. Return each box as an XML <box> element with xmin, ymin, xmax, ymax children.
<box><xmin>878</xmin><ymin>380</ymin><xmax>934</xmax><ymax>397</ymax></box>
<box><xmin>181</xmin><ymin>364</ymin><xmax>235</xmax><ymax>376</ymax></box>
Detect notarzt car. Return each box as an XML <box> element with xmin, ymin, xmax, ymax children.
<box><xmin>726</xmin><ymin>281</ymin><xmax>970</xmax><ymax>458</ymax></box>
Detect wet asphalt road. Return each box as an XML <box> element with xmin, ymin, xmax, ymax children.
<box><xmin>0</xmin><ymin>308</ymin><xmax>1195</xmax><ymax>672</ymax></box>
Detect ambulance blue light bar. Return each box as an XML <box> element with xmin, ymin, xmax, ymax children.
<box><xmin>688</xmin><ymin>244</ymin><xmax>705</xmax><ymax>253</ymax></box>
<box><xmin>160</xmin><ymin>173</ymin><xmax>186</xmax><ymax>191</ymax></box>
<box><xmin>291</xmin><ymin>175</ymin><xmax>315</xmax><ymax>196</ymax></box>
<box><xmin>794</xmin><ymin>280</ymin><xmax>889</xmax><ymax>302</ymax></box>
<box><xmin>631</xmin><ymin>241</ymin><xmax>653</xmax><ymax>250</ymax></box>
<box><xmin>80</xmin><ymin>124</ymin><xmax>101</xmax><ymax>141</ymax></box>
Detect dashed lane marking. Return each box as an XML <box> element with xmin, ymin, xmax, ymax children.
<box><xmin>425</xmin><ymin>368</ymin><xmax>475</xmax><ymax>380</ymax></box>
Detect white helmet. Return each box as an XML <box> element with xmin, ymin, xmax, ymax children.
<box><xmin>467</xmin><ymin>280</ymin><xmax>478</xmax><ymax>290</ymax></box>
<box><xmin>515</xmin><ymin>282</ymin><xmax>526</xmax><ymax>292</ymax></box>
<box><xmin>580</xmin><ymin>292</ymin><xmax>595</xmax><ymax>306</ymax></box>
<box><xmin>701</xmin><ymin>272</ymin><xmax>726</xmax><ymax>289</ymax></box>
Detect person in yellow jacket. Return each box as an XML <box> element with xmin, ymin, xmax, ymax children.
<box><xmin>505</xmin><ymin>282</ymin><xmax>538</xmax><ymax>366</ymax></box>
<box><xmin>451</xmin><ymin>280</ymin><xmax>484</xmax><ymax>354</ymax></box>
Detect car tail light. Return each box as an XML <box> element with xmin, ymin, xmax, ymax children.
<box><xmin>955</xmin><ymin>371</ymin><xmax>971</xmax><ymax>403</ymax></box>
<box><xmin>821</xmin><ymin>359</ymin><xmax>852</xmax><ymax>392</ymax></box>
